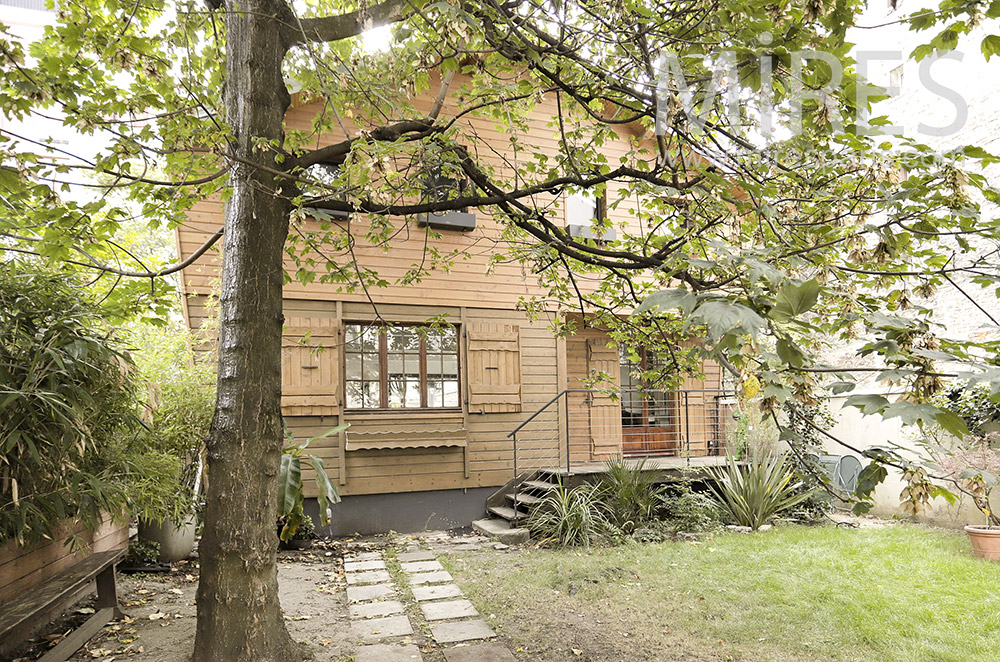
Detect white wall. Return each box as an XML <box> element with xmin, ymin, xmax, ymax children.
<box><xmin>822</xmin><ymin>392</ymin><xmax>985</xmax><ymax>528</ymax></box>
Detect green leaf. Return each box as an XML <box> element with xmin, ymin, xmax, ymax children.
<box><xmin>770</xmin><ymin>279</ymin><xmax>820</xmax><ymax>321</ymax></box>
<box><xmin>307</xmin><ymin>454</ymin><xmax>340</xmax><ymax>526</ymax></box>
<box><xmin>691</xmin><ymin>300</ymin><xmax>766</xmax><ymax>339</ymax></box>
<box><xmin>304</xmin><ymin>423</ymin><xmax>350</xmax><ymax>448</ymax></box>
<box><xmin>276</xmin><ymin>454</ymin><xmax>301</xmax><ymax>517</ymax></box>
<box><xmin>633</xmin><ymin>289</ymin><xmax>697</xmax><ymax>316</ymax></box>
<box><xmin>935</xmin><ymin>409</ymin><xmax>968</xmax><ymax>438</ymax></box>
<box><xmin>776</xmin><ymin>338</ymin><xmax>805</xmax><ymax>368</ymax></box>
<box><xmin>981</xmin><ymin>34</ymin><xmax>1000</xmax><ymax>60</ymax></box>
<box><xmin>844</xmin><ymin>394</ymin><xmax>890</xmax><ymax>415</ymax></box>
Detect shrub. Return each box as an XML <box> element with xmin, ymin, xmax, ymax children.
<box><xmin>526</xmin><ymin>481</ymin><xmax>611</xmax><ymax>548</ymax></box>
<box><xmin>0</xmin><ymin>266</ymin><xmax>144</xmax><ymax>544</ymax></box>
<box><xmin>130</xmin><ymin>322</ymin><xmax>215</xmax><ymax>521</ymax></box>
<box><xmin>125</xmin><ymin>538</ymin><xmax>162</xmax><ymax>565</ymax></box>
<box><xmin>600</xmin><ymin>457</ymin><xmax>666</xmax><ymax>534</ymax></box>
<box><xmin>706</xmin><ymin>453</ymin><xmax>813</xmax><ymax>530</ymax></box>
<box><xmin>658</xmin><ymin>480</ymin><xmax>723</xmax><ymax>533</ymax></box>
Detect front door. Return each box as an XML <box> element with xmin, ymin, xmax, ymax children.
<box><xmin>620</xmin><ymin>347</ymin><xmax>679</xmax><ymax>456</ymax></box>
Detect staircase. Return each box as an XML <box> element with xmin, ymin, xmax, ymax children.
<box><xmin>472</xmin><ymin>470</ymin><xmax>562</xmax><ymax>544</ymax></box>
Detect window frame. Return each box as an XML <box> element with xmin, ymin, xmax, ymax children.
<box><xmin>566</xmin><ymin>190</ymin><xmax>606</xmax><ymax>224</ymax></box>
<box><xmin>343</xmin><ymin>322</ymin><xmax>462</xmax><ymax>412</ymax></box>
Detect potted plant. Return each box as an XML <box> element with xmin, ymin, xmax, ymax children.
<box><xmin>130</xmin><ymin>323</ymin><xmax>215</xmax><ymax>562</ymax></box>
<box><xmin>935</xmin><ymin>432</ymin><xmax>1000</xmax><ymax>560</ymax></box>
<box><xmin>277</xmin><ymin>423</ymin><xmax>346</xmax><ymax>548</ymax></box>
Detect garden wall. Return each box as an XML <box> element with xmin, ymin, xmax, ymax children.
<box><xmin>822</xmin><ymin>393</ymin><xmax>983</xmax><ymax>529</ymax></box>
<box><xmin>0</xmin><ymin>515</ymin><xmax>128</xmax><ymax>605</ymax></box>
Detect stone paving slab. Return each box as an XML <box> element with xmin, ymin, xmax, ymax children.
<box><xmin>430</xmin><ymin>619</ymin><xmax>496</xmax><ymax>644</ymax></box>
<box><xmin>412</xmin><ymin>584</ymin><xmax>463</xmax><ymax>601</ymax></box>
<box><xmin>346</xmin><ymin>583</ymin><xmax>394</xmax><ymax>603</ymax></box>
<box><xmin>420</xmin><ymin>599</ymin><xmax>479</xmax><ymax>621</ymax></box>
<box><xmin>346</xmin><ymin>570</ymin><xmax>392</xmax><ymax>585</ymax></box>
<box><xmin>443</xmin><ymin>643</ymin><xmax>517</xmax><ymax>662</ymax></box>
<box><xmin>409</xmin><ymin>570</ymin><xmax>453</xmax><ymax>585</ymax></box>
<box><xmin>345</xmin><ymin>551</ymin><xmax>383</xmax><ymax>562</ymax></box>
<box><xmin>350</xmin><ymin>600</ymin><xmax>406</xmax><ymax>619</ymax></box>
<box><xmin>345</xmin><ymin>559</ymin><xmax>387</xmax><ymax>572</ymax></box>
<box><xmin>397</xmin><ymin>550</ymin><xmax>436</xmax><ymax>563</ymax></box>
<box><xmin>354</xmin><ymin>643</ymin><xmax>424</xmax><ymax>662</ymax></box>
<box><xmin>400</xmin><ymin>560</ymin><xmax>444</xmax><ymax>573</ymax></box>
<box><xmin>351</xmin><ymin>615</ymin><xmax>414</xmax><ymax>641</ymax></box>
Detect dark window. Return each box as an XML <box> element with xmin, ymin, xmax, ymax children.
<box><xmin>620</xmin><ymin>347</ymin><xmax>676</xmax><ymax>430</ymax></box>
<box><xmin>345</xmin><ymin>324</ymin><xmax>460</xmax><ymax>409</ymax></box>
<box><xmin>425</xmin><ymin>166</ymin><xmax>470</xmax><ymax>212</ymax></box>
<box><xmin>303</xmin><ymin>161</ymin><xmax>350</xmax><ymax>219</ymax></box>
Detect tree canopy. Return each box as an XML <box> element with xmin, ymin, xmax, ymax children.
<box><xmin>2</xmin><ymin>0</ymin><xmax>1000</xmax><ymax>658</ymax></box>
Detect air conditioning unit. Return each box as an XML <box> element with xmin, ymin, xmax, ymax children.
<box><xmin>567</xmin><ymin>222</ymin><xmax>616</xmax><ymax>241</ymax></box>
<box><xmin>419</xmin><ymin>211</ymin><xmax>477</xmax><ymax>232</ymax></box>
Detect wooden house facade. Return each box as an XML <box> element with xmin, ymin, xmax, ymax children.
<box><xmin>176</xmin><ymin>76</ymin><xmax>728</xmax><ymax>533</ymax></box>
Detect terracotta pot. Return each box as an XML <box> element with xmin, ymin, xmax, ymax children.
<box><xmin>964</xmin><ymin>525</ymin><xmax>1000</xmax><ymax>561</ymax></box>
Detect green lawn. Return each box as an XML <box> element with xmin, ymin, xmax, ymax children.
<box><xmin>442</xmin><ymin>523</ymin><xmax>1000</xmax><ymax>662</ymax></box>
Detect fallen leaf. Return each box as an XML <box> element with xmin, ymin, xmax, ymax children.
<box><xmin>169</xmin><ymin>588</ymin><xmax>183</xmax><ymax>595</ymax></box>
<box><xmin>77</xmin><ymin>607</ymin><xmax>96</xmax><ymax>615</ymax></box>
<box><xmin>572</xmin><ymin>649</ymin><xmax>583</xmax><ymax>656</ymax></box>
<box><xmin>148</xmin><ymin>612</ymin><xmax>168</xmax><ymax>621</ymax></box>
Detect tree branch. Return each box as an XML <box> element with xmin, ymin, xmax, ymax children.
<box><xmin>287</xmin><ymin>0</ymin><xmax>409</xmax><ymax>45</ymax></box>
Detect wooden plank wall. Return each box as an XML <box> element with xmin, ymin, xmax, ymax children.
<box><xmin>0</xmin><ymin>516</ymin><xmax>128</xmax><ymax>605</ymax></box>
<box><xmin>565</xmin><ymin>326</ymin><xmax>725</xmax><ymax>462</ymax></box>
<box><xmin>175</xmin><ymin>72</ymin><xmax>647</xmax><ymax>311</ymax></box>
<box><xmin>185</xmin><ymin>296</ymin><xmax>561</xmax><ymax>497</ymax></box>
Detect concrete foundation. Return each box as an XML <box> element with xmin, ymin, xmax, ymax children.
<box><xmin>305</xmin><ymin>487</ymin><xmax>493</xmax><ymax>536</ymax></box>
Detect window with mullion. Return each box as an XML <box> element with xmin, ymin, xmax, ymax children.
<box><xmin>345</xmin><ymin>323</ymin><xmax>459</xmax><ymax>410</ymax></box>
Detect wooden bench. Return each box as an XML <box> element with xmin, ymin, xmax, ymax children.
<box><xmin>0</xmin><ymin>548</ymin><xmax>126</xmax><ymax>662</ymax></box>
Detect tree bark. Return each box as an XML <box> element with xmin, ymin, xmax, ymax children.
<box><xmin>193</xmin><ymin>0</ymin><xmax>298</xmax><ymax>659</ymax></box>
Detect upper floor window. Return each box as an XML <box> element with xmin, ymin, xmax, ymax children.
<box><xmin>566</xmin><ymin>190</ymin><xmax>604</xmax><ymax>223</ymax></box>
<box><xmin>345</xmin><ymin>324</ymin><xmax>460</xmax><ymax>409</ymax></box>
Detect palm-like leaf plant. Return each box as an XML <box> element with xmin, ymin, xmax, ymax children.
<box><xmin>601</xmin><ymin>457</ymin><xmax>666</xmax><ymax>534</ymax></box>
<box><xmin>706</xmin><ymin>453</ymin><xmax>812</xmax><ymax>530</ymax></box>
<box><xmin>277</xmin><ymin>422</ymin><xmax>347</xmax><ymax>542</ymax></box>
<box><xmin>526</xmin><ymin>479</ymin><xmax>611</xmax><ymax>548</ymax></box>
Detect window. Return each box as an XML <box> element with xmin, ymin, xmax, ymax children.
<box><xmin>889</xmin><ymin>65</ymin><xmax>904</xmax><ymax>94</ymax></box>
<box><xmin>418</xmin><ymin>166</ymin><xmax>477</xmax><ymax>231</ymax></box>
<box><xmin>566</xmin><ymin>190</ymin><xmax>604</xmax><ymax>223</ymax></box>
<box><xmin>303</xmin><ymin>161</ymin><xmax>351</xmax><ymax>220</ymax></box>
<box><xmin>566</xmin><ymin>190</ymin><xmax>615</xmax><ymax>241</ymax></box>
<box><xmin>345</xmin><ymin>324</ymin><xmax>460</xmax><ymax>409</ymax></box>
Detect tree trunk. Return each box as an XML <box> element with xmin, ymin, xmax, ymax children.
<box><xmin>193</xmin><ymin>0</ymin><xmax>298</xmax><ymax>659</ymax></box>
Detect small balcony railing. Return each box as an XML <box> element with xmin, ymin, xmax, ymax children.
<box><xmin>506</xmin><ymin>388</ymin><xmax>734</xmax><ymax>481</ymax></box>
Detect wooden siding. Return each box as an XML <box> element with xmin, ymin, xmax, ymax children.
<box><xmin>175</xmin><ymin>73</ymin><xmax>649</xmax><ymax>312</ymax></box>
<box><xmin>566</xmin><ymin>325</ymin><xmax>724</xmax><ymax>463</ymax></box>
<box><xmin>0</xmin><ymin>516</ymin><xmax>127</xmax><ymax>605</ymax></box>
<box><xmin>184</xmin><ymin>296</ymin><xmax>561</xmax><ymax>497</ymax></box>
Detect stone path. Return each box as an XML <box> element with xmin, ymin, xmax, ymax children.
<box><xmin>344</xmin><ymin>533</ymin><xmax>516</xmax><ymax>661</ymax></box>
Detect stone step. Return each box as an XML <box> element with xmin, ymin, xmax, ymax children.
<box><xmin>520</xmin><ymin>479</ymin><xmax>558</xmax><ymax>493</ymax></box>
<box><xmin>472</xmin><ymin>518</ymin><xmax>530</xmax><ymax>545</ymax></box>
<box><xmin>505</xmin><ymin>492</ymin><xmax>541</xmax><ymax>507</ymax></box>
<box><xmin>487</xmin><ymin>505</ymin><xmax>520</xmax><ymax>522</ymax></box>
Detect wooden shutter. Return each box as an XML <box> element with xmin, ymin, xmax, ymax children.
<box><xmin>467</xmin><ymin>323</ymin><xmax>522</xmax><ymax>413</ymax></box>
<box><xmin>586</xmin><ymin>338</ymin><xmax>622</xmax><ymax>452</ymax></box>
<box><xmin>281</xmin><ymin>317</ymin><xmax>339</xmax><ymax>416</ymax></box>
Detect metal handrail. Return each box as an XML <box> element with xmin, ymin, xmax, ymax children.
<box><xmin>506</xmin><ymin>388</ymin><xmax>593</xmax><ymax>438</ymax></box>
<box><xmin>507</xmin><ymin>387</ymin><xmax>735</xmax><ymax>487</ymax></box>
